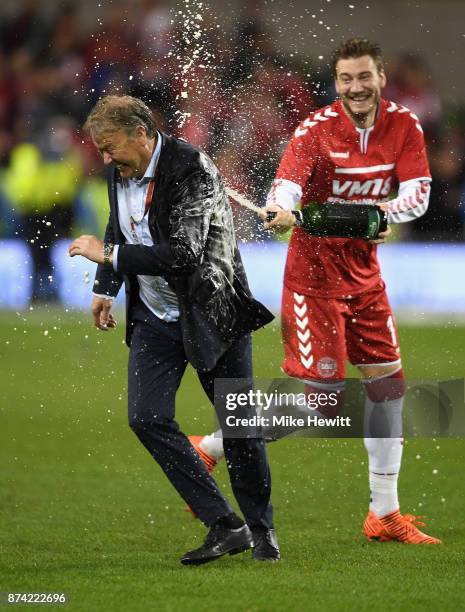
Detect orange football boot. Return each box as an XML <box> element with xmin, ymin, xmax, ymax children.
<box><xmin>363</xmin><ymin>510</ymin><xmax>392</xmax><ymax>541</ymax></box>
<box><xmin>364</xmin><ymin>509</ymin><xmax>442</xmax><ymax>544</ymax></box>
<box><xmin>379</xmin><ymin>510</ymin><xmax>442</xmax><ymax>544</ymax></box>
<box><xmin>185</xmin><ymin>436</ymin><xmax>217</xmax><ymax>517</ymax></box>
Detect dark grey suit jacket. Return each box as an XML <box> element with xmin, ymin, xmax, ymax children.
<box><xmin>94</xmin><ymin>132</ymin><xmax>273</xmax><ymax>371</ymax></box>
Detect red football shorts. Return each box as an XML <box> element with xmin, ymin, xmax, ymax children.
<box><xmin>281</xmin><ymin>283</ymin><xmax>401</xmax><ymax>380</ymax></box>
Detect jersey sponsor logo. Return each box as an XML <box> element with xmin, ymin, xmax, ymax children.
<box><xmin>332</xmin><ymin>177</ymin><xmax>392</xmax><ymax>197</ymax></box>
<box><xmin>328</xmin><ymin>196</ymin><xmax>379</xmax><ymax>205</ymax></box>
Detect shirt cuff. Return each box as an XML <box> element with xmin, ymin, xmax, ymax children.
<box><xmin>112</xmin><ymin>244</ymin><xmax>119</xmax><ymax>272</ymax></box>
<box><xmin>266</xmin><ymin>178</ymin><xmax>302</xmax><ymax>210</ymax></box>
<box><xmin>92</xmin><ymin>293</ymin><xmax>114</xmax><ymax>300</ymax></box>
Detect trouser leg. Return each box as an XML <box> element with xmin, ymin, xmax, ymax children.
<box><xmin>127</xmin><ymin>302</ymin><xmax>232</xmax><ymax>525</ymax></box>
<box><xmin>198</xmin><ymin>334</ymin><xmax>274</xmax><ymax>530</ymax></box>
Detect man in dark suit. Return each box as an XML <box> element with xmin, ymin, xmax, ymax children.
<box><xmin>69</xmin><ymin>95</ymin><xmax>280</xmax><ymax>564</ymax></box>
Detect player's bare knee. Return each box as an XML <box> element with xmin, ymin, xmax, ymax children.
<box><xmin>358</xmin><ymin>363</ymin><xmax>401</xmax><ymax>379</ymax></box>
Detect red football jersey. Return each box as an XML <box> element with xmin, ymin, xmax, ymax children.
<box><xmin>272</xmin><ymin>98</ymin><xmax>431</xmax><ymax>298</ymax></box>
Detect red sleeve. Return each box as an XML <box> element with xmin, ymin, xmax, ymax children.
<box><xmin>275</xmin><ymin>120</ymin><xmax>319</xmax><ymax>188</ymax></box>
<box><xmin>396</xmin><ymin>117</ymin><xmax>431</xmax><ymax>183</ymax></box>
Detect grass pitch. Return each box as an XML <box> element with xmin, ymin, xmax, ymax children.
<box><xmin>1</xmin><ymin>310</ymin><xmax>464</xmax><ymax>611</ymax></box>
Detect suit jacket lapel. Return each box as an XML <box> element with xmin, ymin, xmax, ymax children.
<box><xmin>147</xmin><ymin>132</ymin><xmax>166</xmax><ymax>232</ymax></box>
<box><xmin>107</xmin><ymin>166</ymin><xmax>125</xmax><ymax>243</ymax></box>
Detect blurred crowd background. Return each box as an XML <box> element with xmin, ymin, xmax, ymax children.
<box><xmin>0</xmin><ymin>0</ymin><xmax>464</xmax><ymax>302</ymax></box>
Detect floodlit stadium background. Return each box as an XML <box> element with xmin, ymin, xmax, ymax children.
<box><xmin>0</xmin><ymin>0</ymin><xmax>464</xmax><ymax>314</ymax></box>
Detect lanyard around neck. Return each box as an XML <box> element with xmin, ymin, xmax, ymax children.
<box><xmin>130</xmin><ymin>177</ymin><xmax>155</xmax><ymax>225</ymax></box>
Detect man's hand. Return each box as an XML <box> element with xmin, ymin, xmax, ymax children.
<box><xmin>369</xmin><ymin>225</ymin><xmax>391</xmax><ymax>244</ymax></box>
<box><xmin>369</xmin><ymin>203</ymin><xmax>391</xmax><ymax>244</ymax></box>
<box><xmin>91</xmin><ymin>295</ymin><xmax>117</xmax><ymax>331</ymax></box>
<box><xmin>69</xmin><ymin>235</ymin><xmax>105</xmax><ymax>264</ymax></box>
<box><xmin>263</xmin><ymin>204</ymin><xmax>296</xmax><ymax>234</ymax></box>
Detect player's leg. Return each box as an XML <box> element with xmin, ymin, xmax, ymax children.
<box><xmin>347</xmin><ymin>288</ymin><xmax>441</xmax><ymax>544</ymax></box>
<box><xmin>360</xmin><ymin>361</ymin><xmax>405</xmax><ymax>540</ymax></box>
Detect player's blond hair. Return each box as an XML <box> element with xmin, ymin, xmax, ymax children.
<box><xmin>83</xmin><ymin>95</ymin><xmax>157</xmax><ymax>138</ymax></box>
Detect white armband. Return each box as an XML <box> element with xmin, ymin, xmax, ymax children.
<box><xmin>92</xmin><ymin>293</ymin><xmax>114</xmax><ymax>300</ymax></box>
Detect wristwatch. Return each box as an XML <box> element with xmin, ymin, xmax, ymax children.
<box><xmin>103</xmin><ymin>243</ymin><xmax>114</xmax><ymax>265</ymax></box>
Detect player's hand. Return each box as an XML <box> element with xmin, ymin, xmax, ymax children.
<box><xmin>91</xmin><ymin>295</ymin><xmax>117</xmax><ymax>331</ymax></box>
<box><xmin>263</xmin><ymin>204</ymin><xmax>296</xmax><ymax>234</ymax></box>
<box><xmin>369</xmin><ymin>224</ymin><xmax>392</xmax><ymax>244</ymax></box>
<box><xmin>69</xmin><ymin>235</ymin><xmax>105</xmax><ymax>264</ymax></box>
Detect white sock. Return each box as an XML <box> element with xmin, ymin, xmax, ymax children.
<box><xmin>368</xmin><ymin>472</ymin><xmax>400</xmax><ymax>517</ymax></box>
<box><xmin>363</xmin><ymin>391</ymin><xmax>405</xmax><ymax>517</ymax></box>
<box><xmin>364</xmin><ymin>436</ymin><xmax>403</xmax><ymax>516</ymax></box>
<box><xmin>199</xmin><ymin>431</ymin><xmax>225</xmax><ymax>461</ymax></box>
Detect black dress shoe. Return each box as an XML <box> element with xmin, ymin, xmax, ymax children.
<box><xmin>181</xmin><ymin>524</ymin><xmax>253</xmax><ymax>565</ymax></box>
<box><xmin>251</xmin><ymin>528</ymin><xmax>281</xmax><ymax>561</ymax></box>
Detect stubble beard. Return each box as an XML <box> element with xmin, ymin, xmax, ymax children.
<box><xmin>342</xmin><ymin>90</ymin><xmax>379</xmax><ymax>127</ymax></box>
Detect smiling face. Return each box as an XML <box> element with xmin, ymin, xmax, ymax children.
<box><xmin>92</xmin><ymin>126</ymin><xmax>154</xmax><ymax>180</ymax></box>
<box><xmin>335</xmin><ymin>55</ymin><xmax>386</xmax><ymax>127</ymax></box>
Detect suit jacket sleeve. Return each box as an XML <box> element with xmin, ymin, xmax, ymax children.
<box><xmin>93</xmin><ymin>208</ymin><xmax>124</xmax><ymax>297</ymax></box>
<box><xmin>115</xmin><ymin>167</ymin><xmax>217</xmax><ymax>277</ymax></box>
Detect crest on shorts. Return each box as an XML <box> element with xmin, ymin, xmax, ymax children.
<box><xmin>317</xmin><ymin>357</ymin><xmax>337</xmax><ymax>378</ymax></box>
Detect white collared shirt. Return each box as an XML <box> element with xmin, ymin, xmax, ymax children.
<box><xmin>112</xmin><ymin>134</ymin><xmax>180</xmax><ymax>322</ymax></box>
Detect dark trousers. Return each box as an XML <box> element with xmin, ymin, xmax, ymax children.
<box><xmin>127</xmin><ymin>300</ymin><xmax>273</xmax><ymax>529</ymax></box>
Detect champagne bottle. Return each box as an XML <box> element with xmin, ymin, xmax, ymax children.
<box><xmin>266</xmin><ymin>202</ymin><xmax>388</xmax><ymax>240</ymax></box>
